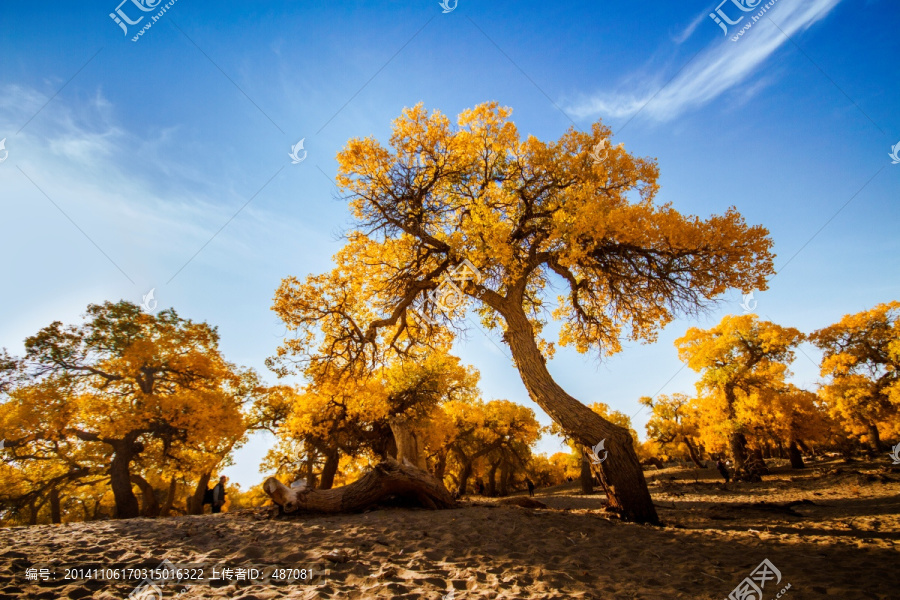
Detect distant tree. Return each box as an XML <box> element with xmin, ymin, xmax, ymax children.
<box><xmin>640</xmin><ymin>394</ymin><xmax>705</xmax><ymax>467</ymax></box>
<box><xmin>270</xmin><ymin>103</ymin><xmax>774</xmax><ymax>523</ymax></box>
<box><xmin>810</xmin><ymin>301</ymin><xmax>900</xmax><ymax>452</ymax></box>
<box><xmin>0</xmin><ymin>301</ymin><xmax>275</xmax><ymax>519</ymax></box>
<box><xmin>675</xmin><ymin>315</ymin><xmax>803</xmax><ymax>479</ymax></box>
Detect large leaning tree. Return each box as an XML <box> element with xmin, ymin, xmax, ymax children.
<box><xmin>270</xmin><ymin>102</ymin><xmax>774</xmax><ymax>523</ymax></box>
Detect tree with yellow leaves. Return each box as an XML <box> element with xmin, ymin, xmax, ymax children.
<box><xmin>0</xmin><ymin>301</ymin><xmax>277</xmax><ymax>519</ymax></box>
<box><xmin>675</xmin><ymin>315</ymin><xmax>803</xmax><ymax>479</ymax></box>
<box><xmin>810</xmin><ymin>301</ymin><xmax>900</xmax><ymax>452</ymax></box>
<box><xmin>640</xmin><ymin>393</ymin><xmax>706</xmax><ymax>467</ymax></box>
<box><xmin>270</xmin><ymin>103</ymin><xmax>773</xmax><ymax>523</ymax></box>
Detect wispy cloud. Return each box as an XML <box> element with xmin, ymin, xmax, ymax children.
<box><xmin>673</xmin><ymin>10</ymin><xmax>709</xmax><ymax>45</ymax></box>
<box><xmin>566</xmin><ymin>0</ymin><xmax>843</xmax><ymax>123</ymax></box>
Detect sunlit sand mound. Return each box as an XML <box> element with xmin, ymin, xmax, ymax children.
<box><xmin>2</xmin><ymin>459</ymin><xmax>897</xmax><ymax>599</ymax></box>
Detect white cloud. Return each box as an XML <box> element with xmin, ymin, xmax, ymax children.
<box><xmin>566</xmin><ymin>0</ymin><xmax>843</xmax><ymax>122</ymax></box>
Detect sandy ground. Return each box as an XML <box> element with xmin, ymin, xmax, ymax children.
<box><xmin>1</xmin><ymin>457</ymin><xmax>897</xmax><ymax>599</ymax></box>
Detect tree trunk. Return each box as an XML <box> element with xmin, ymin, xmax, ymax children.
<box><xmin>263</xmin><ymin>458</ymin><xmax>456</xmax><ymax>513</ymax></box>
<box><xmin>28</xmin><ymin>498</ymin><xmax>39</xmax><ymax>526</ymax></box>
<box><xmin>130</xmin><ymin>474</ymin><xmax>161</xmax><ymax>517</ymax></box>
<box><xmin>109</xmin><ymin>450</ymin><xmax>140</xmax><ymax>519</ymax></box>
<box><xmin>434</xmin><ymin>451</ymin><xmax>447</xmax><ymax>481</ymax></box>
<box><xmin>158</xmin><ymin>476</ymin><xmax>177</xmax><ymax>517</ymax></box>
<box><xmin>319</xmin><ymin>446</ymin><xmax>340</xmax><ymax>490</ymax></box>
<box><xmin>498</xmin><ymin>459</ymin><xmax>510</xmax><ymax>497</ymax></box>
<box><xmin>188</xmin><ymin>472</ymin><xmax>211</xmax><ymax>515</ymax></box>
<box><xmin>389</xmin><ymin>415</ymin><xmax>428</xmax><ymax>471</ymax></box>
<box><xmin>776</xmin><ymin>439</ymin><xmax>786</xmax><ymax>459</ymax></box>
<box><xmin>456</xmin><ymin>460</ymin><xmax>473</xmax><ymax>496</ymax></box>
<box><xmin>788</xmin><ymin>440</ymin><xmax>805</xmax><ymax>469</ymax></box>
<box><xmin>49</xmin><ymin>487</ymin><xmax>61</xmax><ymax>524</ymax></box>
<box><xmin>486</xmin><ymin>460</ymin><xmax>499</xmax><ymax>496</ymax></box>
<box><xmin>579</xmin><ymin>453</ymin><xmax>594</xmax><ymax>494</ymax></box>
<box><xmin>866</xmin><ymin>422</ymin><xmax>884</xmax><ymax>453</ymax></box>
<box><xmin>682</xmin><ymin>437</ymin><xmax>705</xmax><ymax>468</ymax></box>
<box><xmin>501</xmin><ymin>304</ymin><xmax>658</xmax><ymax>524</ymax></box>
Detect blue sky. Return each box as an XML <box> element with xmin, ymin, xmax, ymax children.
<box><xmin>1</xmin><ymin>0</ymin><xmax>897</xmax><ymax>488</ymax></box>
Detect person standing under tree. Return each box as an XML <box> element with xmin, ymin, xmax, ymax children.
<box><xmin>715</xmin><ymin>458</ymin><xmax>731</xmax><ymax>484</ymax></box>
<box><xmin>211</xmin><ymin>475</ymin><xmax>227</xmax><ymax>513</ymax></box>
<box><xmin>525</xmin><ymin>478</ymin><xmax>535</xmax><ymax>497</ymax></box>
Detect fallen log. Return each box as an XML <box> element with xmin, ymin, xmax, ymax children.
<box><xmin>263</xmin><ymin>458</ymin><xmax>457</xmax><ymax>514</ymax></box>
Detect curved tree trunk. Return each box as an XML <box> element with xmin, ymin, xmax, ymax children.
<box><xmin>683</xmin><ymin>437</ymin><xmax>705</xmax><ymax>468</ymax></box>
<box><xmin>502</xmin><ymin>306</ymin><xmax>658</xmax><ymax>524</ymax></box>
<box><xmin>263</xmin><ymin>458</ymin><xmax>456</xmax><ymax>513</ymax></box>
<box><xmin>130</xmin><ymin>474</ymin><xmax>161</xmax><ymax>517</ymax></box>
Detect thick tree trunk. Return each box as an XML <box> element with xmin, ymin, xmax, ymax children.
<box><xmin>319</xmin><ymin>447</ymin><xmax>340</xmax><ymax>490</ymax></box>
<box><xmin>683</xmin><ymin>437</ymin><xmax>705</xmax><ymax>468</ymax></box>
<box><xmin>109</xmin><ymin>450</ymin><xmax>140</xmax><ymax>519</ymax></box>
<box><xmin>130</xmin><ymin>474</ymin><xmax>161</xmax><ymax>517</ymax></box>
<box><xmin>49</xmin><ymin>487</ymin><xmax>61</xmax><ymax>524</ymax></box>
<box><xmin>263</xmin><ymin>458</ymin><xmax>456</xmax><ymax>513</ymax></box>
<box><xmin>579</xmin><ymin>454</ymin><xmax>594</xmax><ymax>494</ymax></box>
<box><xmin>866</xmin><ymin>423</ymin><xmax>884</xmax><ymax>453</ymax></box>
<box><xmin>498</xmin><ymin>459</ymin><xmax>510</xmax><ymax>497</ymax></box>
<box><xmin>188</xmin><ymin>472</ymin><xmax>211</xmax><ymax>515</ymax></box>
<box><xmin>389</xmin><ymin>415</ymin><xmax>428</xmax><ymax>471</ymax></box>
<box><xmin>501</xmin><ymin>305</ymin><xmax>658</xmax><ymax>523</ymax></box>
<box><xmin>788</xmin><ymin>440</ymin><xmax>805</xmax><ymax>469</ymax></box>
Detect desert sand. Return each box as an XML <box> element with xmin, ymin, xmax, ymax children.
<box><xmin>1</xmin><ymin>458</ymin><xmax>897</xmax><ymax>599</ymax></box>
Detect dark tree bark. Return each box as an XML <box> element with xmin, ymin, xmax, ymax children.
<box><xmin>319</xmin><ymin>447</ymin><xmax>340</xmax><ymax>490</ymax></box>
<box><xmin>683</xmin><ymin>437</ymin><xmax>706</xmax><ymax>468</ymax></box>
<box><xmin>49</xmin><ymin>487</ymin><xmax>61</xmax><ymax>524</ymax></box>
<box><xmin>788</xmin><ymin>440</ymin><xmax>805</xmax><ymax>469</ymax></box>
<box><xmin>159</xmin><ymin>476</ymin><xmax>177</xmax><ymax>517</ymax></box>
<box><xmin>188</xmin><ymin>472</ymin><xmax>211</xmax><ymax>515</ymax></box>
<box><xmin>456</xmin><ymin>460</ymin><xmax>473</xmax><ymax>496</ymax></box>
<box><xmin>498</xmin><ymin>459</ymin><xmax>511</xmax><ymax>497</ymax></box>
<box><xmin>486</xmin><ymin>460</ymin><xmax>500</xmax><ymax>496</ymax></box>
<box><xmin>130</xmin><ymin>474</ymin><xmax>161</xmax><ymax>517</ymax></box>
<box><xmin>579</xmin><ymin>454</ymin><xmax>594</xmax><ymax>494</ymax></box>
<box><xmin>264</xmin><ymin>458</ymin><xmax>456</xmax><ymax>513</ymax></box>
<box><xmin>867</xmin><ymin>423</ymin><xmax>884</xmax><ymax>453</ymax></box>
<box><xmin>109</xmin><ymin>446</ymin><xmax>140</xmax><ymax>519</ymax></box>
<box><xmin>500</xmin><ymin>304</ymin><xmax>657</xmax><ymax>523</ymax></box>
